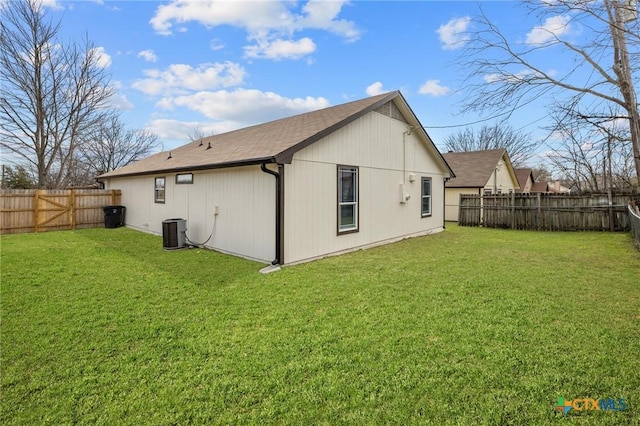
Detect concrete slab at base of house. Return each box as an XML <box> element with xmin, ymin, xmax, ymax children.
<box><xmin>259</xmin><ymin>264</ymin><xmax>282</xmax><ymax>274</ymax></box>
<box><xmin>124</xmin><ymin>223</ymin><xmax>445</xmax><ymax>272</ymax></box>
<box><xmin>282</xmin><ymin>226</ymin><xmax>445</xmax><ymax>267</ymax></box>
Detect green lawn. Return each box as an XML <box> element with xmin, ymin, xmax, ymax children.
<box><xmin>1</xmin><ymin>225</ymin><xmax>639</xmax><ymax>425</ymax></box>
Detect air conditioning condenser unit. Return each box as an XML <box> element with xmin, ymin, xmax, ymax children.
<box><xmin>162</xmin><ymin>218</ymin><xmax>187</xmax><ymax>250</ymax></box>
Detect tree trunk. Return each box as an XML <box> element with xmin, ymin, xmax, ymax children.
<box><xmin>609</xmin><ymin>0</ymin><xmax>640</xmax><ymax>185</ymax></box>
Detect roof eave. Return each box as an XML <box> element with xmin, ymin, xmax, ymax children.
<box><xmin>445</xmin><ymin>183</ymin><xmax>483</xmax><ymax>188</ymax></box>
<box><xmin>98</xmin><ymin>156</ymin><xmax>277</xmax><ymax>179</ymax></box>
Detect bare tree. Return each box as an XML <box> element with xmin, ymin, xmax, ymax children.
<box><xmin>443</xmin><ymin>122</ymin><xmax>535</xmax><ymax>166</ymax></box>
<box><xmin>531</xmin><ymin>165</ymin><xmax>553</xmax><ymax>182</ymax></box>
<box><xmin>74</xmin><ymin>114</ymin><xmax>161</xmax><ymax>184</ymax></box>
<box><xmin>188</xmin><ymin>127</ymin><xmax>207</xmax><ymax>143</ymax></box>
<box><xmin>459</xmin><ymin>0</ymin><xmax>640</xmax><ymax>184</ymax></box>
<box><xmin>0</xmin><ymin>0</ymin><xmax>115</xmax><ymax>188</ymax></box>
<box><xmin>545</xmin><ymin>100</ymin><xmax>635</xmax><ymax>192</ymax></box>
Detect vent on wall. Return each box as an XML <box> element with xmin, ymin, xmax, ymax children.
<box><xmin>374</xmin><ymin>101</ymin><xmax>408</xmax><ymax>123</ymax></box>
<box><xmin>162</xmin><ymin>218</ymin><xmax>187</xmax><ymax>250</ymax></box>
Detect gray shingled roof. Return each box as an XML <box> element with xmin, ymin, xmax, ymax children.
<box><xmin>442</xmin><ymin>149</ymin><xmax>510</xmax><ymax>188</ymax></box>
<box><xmin>514</xmin><ymin>168</ymin><xmax>534</xmax><ymax>189</ymax></box>
<box><xmin>100</xmin><ymin>91</ymin><xmax>453</xmax><ymax>179</ymax></box>
<box><xmin>531</xmin><ymin>181</ymin><xmax>549</xmax><ymax>192</ymax></box>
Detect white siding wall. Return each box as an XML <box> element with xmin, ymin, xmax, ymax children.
<box><xmin>284</xmin><ymin>111</ymin><xmax>447</xmax><ymax>264</ymax></box>
<box><xmin>483</xmin><ymin>158</ymin><xmax>518</xmax><ymax>194</ymax></box>
<box><xmin>104</xmin><ymin>166</ymin><xmax>275</xmax><ymax>263</ymax></box>
<box><xmin>520</xmin><ymin>176</ymin><xmax>533</xmax><ymax>193</ymax></box>
<box><xmin>444</xmin><ymin>157</ymin><xmax>519</xmax><ymax>223</ymax></box>
<box><xmin>445</xmin><ymin>187</ymin><xmax>480</xmax><ymax>222</ymax></box>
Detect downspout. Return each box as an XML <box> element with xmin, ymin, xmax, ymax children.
<box><xmin>261</xmin><ymin>163</ymin><xmax>282</xmax><ymax>265</ymax></box>
<box><xmin>443</xmin><ymin>177</ymin><xmax>447</xmax><ymax>229</ymax></box>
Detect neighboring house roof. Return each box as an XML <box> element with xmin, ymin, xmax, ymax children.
<box><xmin>548</xmin><ymin>181</ymin><xmax>571</xmax><ymax>193</ymax></box>
<box><xmin>531</xmin><ymin>181</ymin><xmax>549</xmax><ymax>192</ymax></box>
<box><xmin>441</xmin><ymin>148</ymin><xmax>518</xmax><ymax>188</ymax></box>
<box><xmin>100</xmin><ymin>91</ymin><xmax>454</xmax><ymax>179</ymax></box>
<box><xmin>514</xmin><ymin>168</ymin><xmax>534</xmax><ymax>190</ymax></box>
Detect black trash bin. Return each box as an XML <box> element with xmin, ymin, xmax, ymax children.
<box><xmin>103</xmin><ymin>205</ymin><xmax>125</xmax><ymax>228</ymax></box>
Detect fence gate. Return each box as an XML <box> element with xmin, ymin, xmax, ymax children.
<box><xmin>35</xmin><ymin>190</ymin><xmax>73</xmax><ymax>232</ymax></box>
<box><xmin>1</xmin><ymin>189</ymin><xmax>121</xmax><ymax>234</ymax></box>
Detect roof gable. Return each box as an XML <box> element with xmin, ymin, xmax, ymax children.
<box><xmin>442</xmin><ymin>149</ymin><xmax>517</xmax><ymax>188</ymax></box>
<box><xmin>514</xmin><ymin>168</ymin><xmax>534</xmax><ymax>189</ymax></box>
<box><xmin>101</xmin><ymin>91</ymin><xmax>453</xmax><ymax>179</ymax></box>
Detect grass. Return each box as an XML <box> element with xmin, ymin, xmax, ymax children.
<box><xmin>1</xmin><ymin>225</ymin><xmax>639</xmax><ymax>425</ymax></box>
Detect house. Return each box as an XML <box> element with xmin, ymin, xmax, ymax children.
<box><xmin>99</xmin><ymin>91</ymin><xmax>454</xmax><ymax>267</ymax></box>
<box><xmin>514</xmin><ymin>168</ymin><xmax>535</xmax><ymax>193</ymax></box>
<box><xmin>514</xmin><ymin>168</ymin><xmax>549</xmax><ymax>193</ymax></box>
<box><xmin>531</xmin><ymin>181</ymin><xmax>550</xmax><ymax>193</ymax></box>
<box><xmin>548</xmin><ymin>180</ymin><xmax>571</xmax><ymax>193</ymax></box>
<box><xmin>441</xmin><ymin>149</ymin><xmax>519</xmax><ymax>222</ymax></box>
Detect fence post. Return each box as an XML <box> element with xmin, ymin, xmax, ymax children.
<box><xmin>34</xmin><ymin>189</ymin><xmax>41</xmax><ymax>233</ymax></box>
<box><xmin>536</xmin><ymin>192</ymin><xmax>542</xmax><ymax>231</ymax></box>
<box><xmin>511</xmin><ymin>191</ymin><xmax>516</xmax><ymax>229</ymax></box>
<box><xmin>70</xmin><ymin>190</ymin><xmax>76</xmax><ymax>230</ymax></box>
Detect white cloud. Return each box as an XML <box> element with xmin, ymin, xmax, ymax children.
<box><xmin>109</xmin><ymin>93</ymin><xmax>134</xmax><ymax>110</ymax></box>
<box><xmin>437</xmin><ymin>16</ymin><xmax>471</xmax><ymax>51</ymax></box>
<box><xmin>366</xmin><ymin>82</ymin><xmax>385</xmax><ymax>96</ymax></box>
<box><xmin>597</xmin><ymin>116</ymin><xmax>630</xmax><ymax>134</ymax></box>
<box><xmin>138</xmin><ymin>49</ymin><xmax>158</xmax><ymax>62</ymax></box>
<box><xmin>296</xmin><ymin>0</ymin><xmax>360</xmax><ymax>42</ymax></box>
<box><xmin>210</xmin><ymin>38</ymin><xmax>225</xmax><ymax>51</ymax></box>
<box><xmin>526</xmin><ymin>15</ymin><xmax>572</xmax><ymax>45</ymax></box>
<box><xmin>149</xmin><ymin>0</ymin><xmax>360</xmax><ymax>60</ymax></box>
<box><xmin>107</xmin><ymin>81</ymin><xmax>133</xmax><ymax>110</ymax></box>
<box><xmin>156</xmin><ymin>88</ymin><xmax>330</xmax><ymax>126</ymax></box>
<box><xmin>132</xmin><ymin>62</ymin><xmax>246</xmax><ymax>96</ymax></box>
<box><xmin>41</xmin><ymin>0</ymin><xmax>64</xmax><ymax>10</ymax></box>
<box><xmin>418</xmin><ymin>80</ymin><xmax>451</xmax><ymax>97</ymax></box>
<box><xmin>244</xmin><ymin>37</ymin><xmax>316</xmax><ymax>60</ymax></box>
<box><xmin>151</xmin><ymin>0</ymin><xmax>359</xmax><ymax>38</ymax></box>
<box><xmin>581</xmin><ymin>142</ymin><xmax>595</xmax><ymax>151</ymax></box>
<box><xmin>92</xmin><ymin>46</ymin><xmax>111</xmax><ymax>68</ymax></box>
<box><xmin>483</xmin><ymin>68</ymin><xmax>555</xmax><ymax>84</ymax></box>
<box><xmin>146</xmin><ymin>119</ymin><xmax>228</xmax><ymax>142</ymax></box>
<box><xmin>150</xmin><ymin>1</ymin><xmax>289</xmax><ymax>35</ymax></box>
<box><xmin>484</xmin><ymin>73</ymin><xmax>507</xmax><ymax>83</ymax></box>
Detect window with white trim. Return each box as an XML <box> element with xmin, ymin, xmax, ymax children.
<box><xmin>338</xmin><ymin>166</ymin><xmax>358</xmax><ymax>233</ymax></box>
<box><xmin>421</xmin><ymin>177</ymin><xmax>432</xmax><ymax>217</ymax></box>
<box><xmin>154</xmin><ymin>177</ymin><xmax>165</xmax><ymax>203</ymax></box>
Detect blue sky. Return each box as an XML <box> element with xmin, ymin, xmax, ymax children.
<box><xmin>41</xmin><ymin>0</ymin><xmax>588</xmax><ymax>166</ymax></box>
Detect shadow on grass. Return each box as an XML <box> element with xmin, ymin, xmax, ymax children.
<box><xmin>75</xmin><ymin>227</ymin><xmax>264</xmax><ymax>288</ymax></box>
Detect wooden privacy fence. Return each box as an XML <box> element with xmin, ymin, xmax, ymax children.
<box><xmin>0</xmin><ymin>189</ymin><xmax>121</xmax><ymax>234</ymax></box>
<box><xmin>629</xmin><ymin>202</ymin><xmax>640</xmax><ymax>248</ymax></box>
<box><xmin>459</xmin><ymin>193</ymin><xmax>637</xmax><ymax>231</ymax></box>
